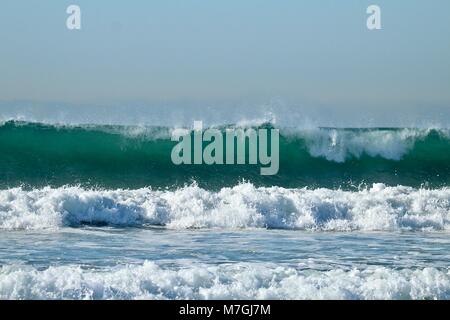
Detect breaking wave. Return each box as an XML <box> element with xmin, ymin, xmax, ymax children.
<box><xmin>0</xmin><ymin>121</ymin><xmax>450</xmax><ymax>189</ymax></box>
<box><xmin>1</xmin><ymin>183</ymin><xmax>449</xmax><ymax>231</ymax></box>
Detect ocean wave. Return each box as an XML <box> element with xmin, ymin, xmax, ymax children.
<box><xmin>1</xmin><ymin>121</ymin><xmax>450</xmax><ymax>189</ymax></box>
<box><xmin>0</xmin><ymin>261</ymin><xmax>448</xmax><ymax>300</ymax></box>
<box><xmin>0</xmin><ymin>183</ymin><xmax>449</xmax><ymax>231</ymax></box>
<box><xmin>1</xmin><ymin>121</ymin><xmax>449</xmax><ymax>162</ymax></box>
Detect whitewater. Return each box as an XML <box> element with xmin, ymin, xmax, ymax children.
<box><xmin>1</xmin><ymin>262</ymin><xmax>449</xmax><ymax>300</ymax></box>
<box><xmin>0</xmin><ymin>183</ymin><xmax>449</xmax><ymax>231</ymax></box>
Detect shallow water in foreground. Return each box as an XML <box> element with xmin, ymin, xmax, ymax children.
<box><xmin>0</xmin><ymin>228</ymin><xmax>449</xmax><ymax>300</ymax></box>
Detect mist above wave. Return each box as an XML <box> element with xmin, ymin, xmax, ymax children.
<box><xmin>2</xmin><ymin>101</ymin><xmax>449</xmax><ymax>129</ymax></box>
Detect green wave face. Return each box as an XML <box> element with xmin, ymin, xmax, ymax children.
<box><xmin>0</xmin><ymin>121</ymin><xmax>449</xmax><ymax>189</ymax></box>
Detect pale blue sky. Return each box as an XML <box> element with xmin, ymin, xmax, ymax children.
<box><xmin>0</xmin><ymin>1</ymin><xmax>449</xmax><ymax>126</ymax></box>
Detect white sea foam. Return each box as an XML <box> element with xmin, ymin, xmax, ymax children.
<box><xmin>0</xmin><ymin>183</ymin><xmax>449</xmax><ymax>231</ymax></box>
<box><xmin>0</xmin><ymin>262</ymin><xmax>448</xmax><ymax>300</ymax></box>
<box><xmin>287</xmin><ymin>128</ymin><xmax>432</xmax><ymax>162</ymax></box>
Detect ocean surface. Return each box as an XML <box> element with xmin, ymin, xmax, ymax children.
<box><xmin>0</xmin><ymin>121</ymin><xmax>449</xmax><ymax>300</ymax></box>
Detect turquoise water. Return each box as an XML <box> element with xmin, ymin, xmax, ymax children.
<box><xmin>1</xmin><ymin>121</ymin><xmax>449</xmax><ymax>189</ymax></box>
